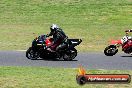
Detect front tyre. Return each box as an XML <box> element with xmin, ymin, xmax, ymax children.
<box><xmin>104</xmin><ymin>45</ymin><xmax>118</xmax><ymax>56</ymax></box>
<box><xmin>63</xmin><ymin>48</ymin><xmax>77</xmax><ymax>61</ymax></box>
<box><xmin>26</xmin><ymin>47</ymin><xmax>39</xmax><ymax>60</ymax></box>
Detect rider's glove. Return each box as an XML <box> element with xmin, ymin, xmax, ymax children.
<box><xmin>46</xmin><ymin>34</ymin><xmax>50</xmax><ymax>37</ymax></box>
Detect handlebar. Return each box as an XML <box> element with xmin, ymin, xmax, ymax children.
<box><xmin>38</xmin><ymin>35</ymin><xmax>47</xmax><ymax>40</ymax></box>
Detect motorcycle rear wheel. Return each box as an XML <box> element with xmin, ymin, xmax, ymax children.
<box><xmin>63</xmin><ymin>48</ymin><xmax>77</xmax><ymax>61</ymax></box>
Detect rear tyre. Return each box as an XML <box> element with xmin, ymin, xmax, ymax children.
<box><xmin>104</xmin><ymin>45</ymin><xmax>118</xmax><ymax>56</ymax></box>
<box><xmin>63</xmin><ymin>48</ymin><xmax>77</xmax><ymax>61</ymax></box>
<box><xmin>26</xmin><ymin>47</ymin><xmax>39</xmax><ymax>60</ymax></box>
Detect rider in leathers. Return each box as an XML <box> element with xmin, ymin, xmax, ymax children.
<box><xmin>46</xmin><ymin>24</ymin><xmax>68</xmax><ymax>52</ymax></box>
<box><xmin>125</xmin><ymin>29</ymin><xmax>132</xmax><ymax>55</ymax></box>
<box><xmin>125</xmin><ymin>29</ymin><xmax>132</xmax><ymax>33</ymax></box>
<box><xmin>125</xmin><ymin>29</ymin><xmax>132</xmax><ymax>40</ymax></box>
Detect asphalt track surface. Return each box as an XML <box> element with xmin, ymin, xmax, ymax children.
<box><xmin>0</xmin><ymin>51</ymin><xmax>132</xmax><ymax>70</ymax></box>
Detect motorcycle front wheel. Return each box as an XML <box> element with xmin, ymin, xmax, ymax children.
<box><xmin>26</xmin><ymin>47</ymin><xmax>39</xmax><ymax>60</ymax></box>
<box><xmin>104</xmin><ymin>45</ymin><xmax>118</xmax><ymax>56</ymax></box>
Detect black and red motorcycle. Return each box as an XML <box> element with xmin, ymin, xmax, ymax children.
<box><xmin>26</xmin><ymin>35</ymin><xmax>82</xmax><ymax>60</ymax></box>
<box><xmin>104</xmin><ymin>34</ymin><xmax>132</xmax><ymax>56</ymax></box>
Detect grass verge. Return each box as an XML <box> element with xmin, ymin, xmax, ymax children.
<box><xmin>0</xmin><ymin>66</ymin><xmax>132</xmax><ymax>88</ymax></box>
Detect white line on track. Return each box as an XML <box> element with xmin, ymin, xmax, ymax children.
<box><xmin>17</xmin><ymin>50</ymin><xmax>26</xmax><ymax>51</ymax></box>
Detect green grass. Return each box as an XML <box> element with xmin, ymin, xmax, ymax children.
<box><xmin>0</xmin><ymin>0</ymin><xmax>132</xmax><ymax>51</ymax></box>
<box><xmin>0</xmin><ymin>66</ymin><xmax>132</xmax><ymax>88</ymax></box>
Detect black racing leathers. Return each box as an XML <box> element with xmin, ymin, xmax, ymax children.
<box><xmin>47</xmin><ymin>28</ymin><xmax>68</xmax><ymax>51</ymax></box>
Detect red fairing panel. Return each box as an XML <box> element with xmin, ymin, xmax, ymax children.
<box><xmin>122</xmin><ymin>40</ymin><xmax>132</xmax><ymax>49</ymax></box>
<box><xmin>110</xmin><ymin>40</ymin><xmax>122</xmax><ymax>45</ymax></box>
<box><xmin>45</xmin><ymin>39</ymin><xmax>52</xmax><ymax>46</ymax></box>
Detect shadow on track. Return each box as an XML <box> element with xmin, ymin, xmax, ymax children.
<box><xmin>121</xmin><ymin>55</ymin><xmax>132</xmax><ymax>57</ymax></box>
<box><xmin>28</xmin><ymin>58</ymin><xmax>78</xmax><ymax>61</ymax></box>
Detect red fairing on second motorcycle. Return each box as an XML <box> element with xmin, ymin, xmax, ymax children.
<box><xmin>104</xmin><ymin>33</ymin><xmax>132</xmax><ymax>56</ymax></box>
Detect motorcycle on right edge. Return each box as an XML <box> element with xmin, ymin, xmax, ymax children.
<box><xmin>104</xmin><ymin>34</ymin><xmax>132</xmax><ymax>56</ymax></box>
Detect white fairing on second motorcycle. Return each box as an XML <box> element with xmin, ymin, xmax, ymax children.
<box><xmin>121</xmin><ymin>35</ymin><xmax>132</xmax><ymax>44</ymax></box>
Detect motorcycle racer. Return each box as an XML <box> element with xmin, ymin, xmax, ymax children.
<box><xmin>46</xmin><ymin>24</ymin><xmax>68</xmax><ymax>52</ymax></box>
<box><xmin>125</xmin><ymin>29</ymin><xmax>132</xmax><ymax>41</ymax></box>
<box><xmin>104</xmin><ymin>29</ymin><xmax>132</xmax><ymax>56</ymax></box>
<box><xmin>125</xmin><ymin>29</ymin><xmax>132</xmax><ymax>55</ymax></box>
<box><xmin>125</xmin><ymin>29</ymin><xmax>132</xmax><ymax>33</ymax></box>
<box><xmin>119</xmin><ymin>29</ymin><xmax>132</xmax><ymax>45</ymax></box>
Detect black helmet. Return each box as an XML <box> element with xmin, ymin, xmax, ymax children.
<box><xmin>50</xmin><ymin>24</ymin><xmax>59</xmax><ymax>32</ymax></box>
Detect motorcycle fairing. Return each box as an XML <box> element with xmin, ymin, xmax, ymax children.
<box><xmin>110</xmin><ymin>40</ymin><xmax>122</xmax><ymax>45</ymax></box>
<box><xmin>122</xmin><ymin>40</ymin><xmax>132</xmax><ymax>53</ymax></box>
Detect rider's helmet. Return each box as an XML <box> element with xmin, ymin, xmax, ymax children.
<box><xmin>50</xmin><ymin>24</ymin><xmax>59</xmax><ymax>33</ymax></box>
